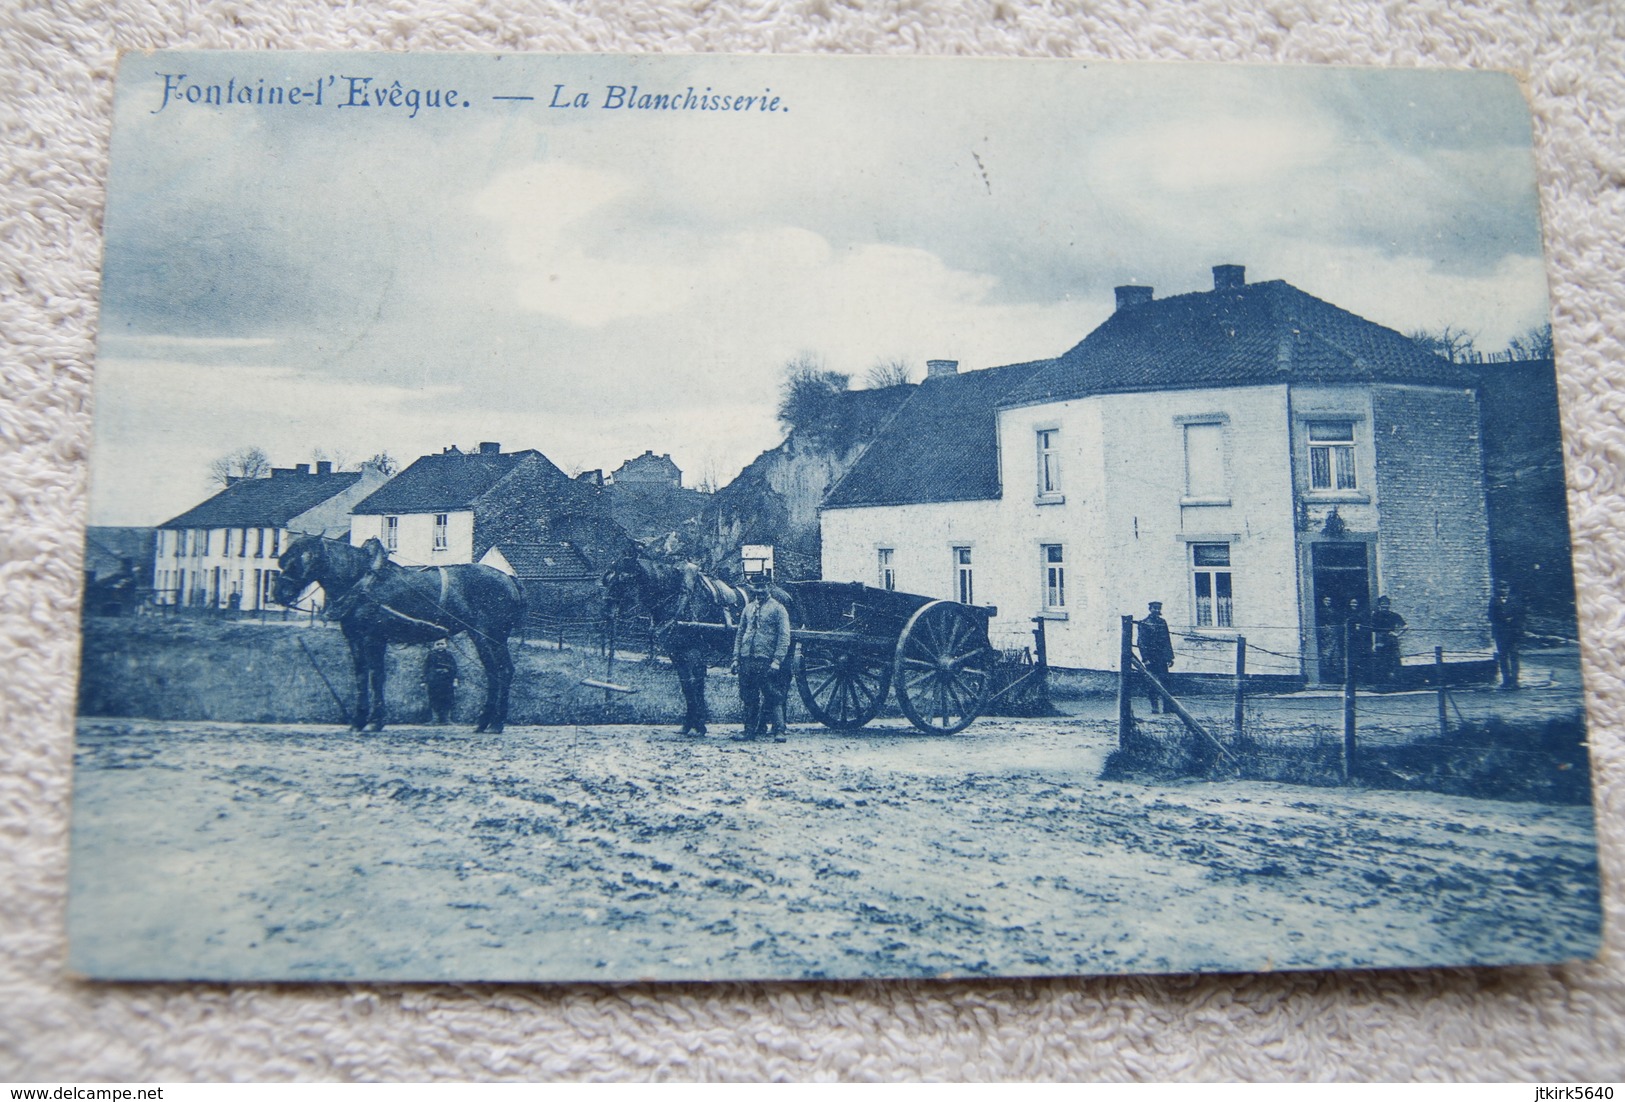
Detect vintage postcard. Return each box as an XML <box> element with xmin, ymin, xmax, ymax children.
<box><xmin>70</xmin><ymin>52</ymin><xmax>1601</xmax><ymax>981</ymax></box>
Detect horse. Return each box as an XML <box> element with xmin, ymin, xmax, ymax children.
<box><xmin>274</xmin><ymin>535</ymin><xmax>525</xmax><ymax>733</ymax></box>
<box><xmin>602</xmin><ymin>551</ymin><xmax>789</xmax><ymax>736</ymax></box>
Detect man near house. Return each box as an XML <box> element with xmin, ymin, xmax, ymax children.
<box><xmin>423</xmin><ymin>638</ymin><xmax>459</xmax><ymax>724</ymax></box>
<box><xmin>732</xmin><ymin>575</ymin><xmax>791</xmax><ymax>742</ymax></box>
<box><xmin>1135</xmin><ymin>601</ymin><xmax>1174</xmax><ymax>714</ymax></box>
<box><xmin>1369</xmin><ymin>595</ymin><xmax>1407</xmax><ymax>688</ymax></box>
<box><xmin>1489</xmin><ymin>580</ymin><xmax>1526</xmax><ymax>689</ymax></box>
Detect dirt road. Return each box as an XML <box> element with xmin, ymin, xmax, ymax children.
<box><xmin>68</xmin><ymin>716</ymin><xmax>1602</xmax><ymax>982</ymax></box>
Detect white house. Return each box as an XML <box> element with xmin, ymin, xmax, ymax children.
<box><xmin>820</xmin><ymin>265</ymin><xmax>1494</xmax><ymax>681</ymax></box>
<box><xmin>349</xmin><ymin>441</ymin><xmax>600</xmax><ymax>565</ymax></box>
<box><xmin>155</xmin><ymin>461</ymin><xmax>386</xmax><ymax>611</ymax></box>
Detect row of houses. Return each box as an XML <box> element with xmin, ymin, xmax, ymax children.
<box><xmin>149</xmin><ymin>446</ymin><xmax>679</xmax><ymax>619</ymax></box>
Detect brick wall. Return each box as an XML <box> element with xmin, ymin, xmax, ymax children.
<box><xmin>1370</xmin><ymin>385</ymin><xmax>1493</xmax><ymax>650</ymax></box>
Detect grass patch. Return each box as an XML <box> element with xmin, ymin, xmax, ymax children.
<box><xmin>1103</xmin><ymin>711</ymin><xmax>1593</xmax><ymax>804</ymax></box>
<box><xmin>78</xmin><ymin>614</ymin><xmax>710</xmax><ymax>727</ymax></box>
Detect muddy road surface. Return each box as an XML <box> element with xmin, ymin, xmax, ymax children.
<box><xmin>68</xmin><ymin>717</ymin><xmax>1601</xmax><ymax>981</ymax></box>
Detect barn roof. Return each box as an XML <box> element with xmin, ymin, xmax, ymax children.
<box><xmin>1002</xmin><ymin>275</ymin><xmax>1473</xmax><ymax>408</ymax></box>
<box><xmin>821</xmin><ymin>360</ymin><xmax>1049</xmax><ymax>509</ymax></box>
<box><xmin>352</xmin><ymin>448</ymin><xmax>559</xmax><ymax>515</ymax></box>
<box><xmin>489</xmin><ymin>541</ymin><xmax>597</xmax><ymax>579</ymax></box>
<box><xmin>160</xmin><ymin>471</ymin><xmax>363</xmax><ymax>529</ymax></box>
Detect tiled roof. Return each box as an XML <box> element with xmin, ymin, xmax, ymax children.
<box><xmin>160</xmin><ymin>472</ymin><xmax>363</xmax><ymax>529</ymax></box>
<box><xmin>822</xmin><ymin>361</ymin><xmax>1049</xmax><ymax>509</ymax></box>
<box><xmin>490</xmin><ymin>541</ymin><xmax>596</xmax><ymax>579</ymax></box>
<box><xmin>1002</xmin><ymin>279</ymin><xmax>1474</xmax><ymax>408</ymax></box>
<box><xmin>352</xmin><ymin>450</ymin><xmax>556</xmax><ymax>514</ymax></box>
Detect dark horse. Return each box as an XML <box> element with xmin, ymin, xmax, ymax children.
<box><xmin>275</xmin><ymin>535</ymin><xmax>525</xmax><ymax>733</ymax></box>
<box><xmin>602</xmin><ymin>551</ymin><xmax>786</xmax><ymax>736</ymax></box>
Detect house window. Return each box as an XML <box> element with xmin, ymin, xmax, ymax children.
<box><xmin>263</xmin><ymin>569</ymin><xmax>280</xmax><ymax>607</ymax></box>
<box><xmin>273</xmin><ymin>529</ymin><xmax>283</xmax><ymax>556</ymax></box>
<box><xmin>238</xmin><ymin>528</ymin><xmax>249</xmax><ymax>557</ymax></box>
<box><xmin>1183</xmin><ymin>422</ymin><xmax>1226</xmax><ymax>499</ymax></box>
<box><xmin>200</xmin><ymin>530</ymin><xmax>211</xmax><ymax>556</ymax></box>
<box><xmin>1041</xmin><ymin>544</ymin><xmax>1065</xmax><ymax>610</ymax></box>
<box><xmin>1036</xmin><ymin>428</ymin><xmax>1062</xmax><ymax>497</ymax></box>
<box><xmin>954</xmin><ymin>546</ymin><xmax>974</xmax><ymax>605</ymax></box>
<box><xmin>224</xmin><ymin>529</ymin><xmax>236</xmax><ymax>557</ymax></box>
<box><xmin>878</xmin><ymin>548</ymin><xmax>895</xmax><ymax>591</ymax></box>
<box><xmin>1307</xmin><ymin>420</ymin><xmax>1358</xmax><ymax>491</ymax></box>
<box><xmin>433</xmin><ymin>513</ymin><xmax>449</xmax><ymax>552</ymax></box>
<box><xmin>255</xmin><ymin>528</ymin><xmax>265</xmax><ymax>558</ymax></box>
<box><xmin>1191</xmin><ymin>543</ymin><xmax>1234</xmax><ymax>628</ymax></box>
<box><xmin>384</xmin><ymin>516</ymin><xmax>399</xmax><ymax>552</ymax></box>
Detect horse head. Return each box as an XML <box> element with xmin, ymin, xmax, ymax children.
<box><xmin>601</xmin><ymin>551</ymin><xmax>650</xmax><ymax>615</ymax></box>
<box><xmin>274</xmin><ymin>535</ymin><xmax>331</xmax><ymax>607</ymax></box>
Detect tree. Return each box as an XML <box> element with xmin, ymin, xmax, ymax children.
<box><xmin>775</xmin><ymin>353</ymin><xmax>851</xmax><ymax>437</ymax></box>
<box><xmin>206</xmin><ymin>445</ymin><xmax>270</xmax><ymax>488</ymax></box>
<box><xmin>1407</xmin><ymin>325</ymin><xmax>1478</xmax><ymax>364</ymax></box>
<box><xmin>361</xmin><ymin>452</ymin><xmax>399</xmax><ymax>476</ymax></box>
<box><xmin>1506</xmin><ymin>321</ymin><xmax>1554</xmax><ymax>361</ymax></box>
<box><xmin>864</xmin><ymin>357</ymin><xmax>915</xmax><ymax>389</ymax></box>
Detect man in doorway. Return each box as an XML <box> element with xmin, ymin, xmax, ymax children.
<box><xmin>423</xmin><ymin>638</ymin><xmax>459</xmax><ymax>724</ymax></box>
<box><xmin>1136</xmin><ymin>601</ymin><xmax>1175</xmax><ymax>714</ymax></box>
<box><xmin>732</xmin><ymin>575</ymin><xmax>792</xmax><ymax>742</ymax></box>
<box><xmin>1489</xmin><ymin>580</ymin><xmax>1526</xmax><ymax>689</ymax></box>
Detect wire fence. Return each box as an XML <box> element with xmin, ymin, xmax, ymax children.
<box><xmin>1115</xmin><ymin>612</ymin><xmax>1583</xmax><ymax>794</ymax></box>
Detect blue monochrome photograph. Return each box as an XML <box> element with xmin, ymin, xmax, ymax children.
<box><xmin>69</xmin><ymin>52</ymin><xmax>1602</xmax><ymax>981</ymax></box>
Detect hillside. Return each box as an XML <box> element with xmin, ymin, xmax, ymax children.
<box><xmin>675</xmin><ymin>384</ymin><xmax>916</xmax><ymax>579</ymax></box>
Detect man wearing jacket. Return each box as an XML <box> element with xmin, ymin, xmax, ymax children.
<box><xmin>732</xmin><ymin>576</ymin><xmax>792</xmax><ymax>742</ymax></box>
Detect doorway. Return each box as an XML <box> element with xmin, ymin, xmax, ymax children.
<box><xmin>1311</xmin><ymin>542</ymin><xmax>1371</xmax><ymax>682</ymax></box>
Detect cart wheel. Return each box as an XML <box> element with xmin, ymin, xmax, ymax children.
<box><xmin>796</xmin><ymin>644</ymin><xmax>891</xmax><ymax>729</ymax></box>
<box><xmin>893</xmin><ymin>601</ymin><xmax>993</xmax><ymax>734</ymax></box>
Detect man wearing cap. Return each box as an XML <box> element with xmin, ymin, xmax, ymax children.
<box><xmin>732</xmin><ymin>575</ymin><xmax>792</xmax><ymax>742</ymax></box>
<box><xmin>1489</xmin><ymin>580</ymin><xmax>1526</xmax><ymax>689</ymax></box>
<box><xmin>1136</xmin><ymin>601</ymin><xmax>1175</xmax><ymax>714</ymax></box>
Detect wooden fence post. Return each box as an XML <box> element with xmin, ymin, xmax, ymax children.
<box><xmin>604</xmin><ymin>610</ymin><xmax>618</xmax><ymax>706</ymax></box>
<box><xmin>1343</xmin><ymin>620</ymin><xmax>1357</xmax><ymax>783</ymax></box>
<box><xmin>1031</xmin><ymin>615</ymin><xmax>1051</xmax><ymax>708</ymax></box>
<box><xmin>1234</xmin><ymin>635</ymin><xmax>1247</xmax><ymax>739</ymax></box>
<box><xmin>1117</xmin><ymin>614</ymin><xmax>1135</xmax><ymax>749</ymax></box>
<box><xmin>1435</xmin><ymin>645</ymin><xmax>1447</xmax><ymax>737</ymax></box>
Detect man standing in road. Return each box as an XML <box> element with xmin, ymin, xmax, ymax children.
<box><xmin>423</xmin><ymin>638</ymin><xmax>459</xmax><ymax>724</ymax></box>
<box><xmin>732</xmin><ymin>575</ymin><xmax>792</xmax><ymax>742</ymax></box>
<box><xmin>1490</xmin><ymin>580</ymin><xmax>1526</xmax><ymax>689</ymax></box>
<box><xmin>1136</xmin><ymin>601</ymin><xmax>1174</xmax><ymax>714</ymax></box>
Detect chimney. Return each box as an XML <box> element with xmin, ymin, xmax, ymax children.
<box><xmin>479</xmin><ymin>441</ymin><xmax>501</xmax><ymax>456</ymax></box>
<box><xmin>926</xmin><ymin>359</ymin><xmax>959</xmax><ymax>379</ymax></box>
<box><xmin>1114</xmin><ymin>285</ymin><xmax>1154</xmax><ymax>312</ymax></box>
<box><xmin>315</xmin><ymin>460</ymin><xmax>333</xmax><ymax>475</ymax></box>
<box><xmin>295</xmin><ymin>463</ymin><xmax>311</xmax><ymax>475</ymax></box>
<box><xmin>1213</xmin><ymin>264</ymin><xmax>1246</xmax><ymax>291</ymax></box>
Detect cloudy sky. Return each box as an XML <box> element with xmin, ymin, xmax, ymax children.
<box><xmin>90</xmin><ymin>53</ymin><xmax>1549</xmax><ymax>525</ymax></box>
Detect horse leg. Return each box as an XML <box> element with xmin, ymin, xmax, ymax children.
<box><xmin>364</xmin><ymin>635</ymin><xmax>388</xmax><ymax>732</ymax></box>
<box><xmin>345</xmin><ymin>630</ymin><xmax>369</xmax><ymax>732</ymax></box>
<box><xmin>472</xmin><ymin>634</ymin><xmax>513</xmax><ymax>733</ymax></box>
<box><xmin>491</xmin><ymin>635</ymin><xmax>514</xmax><ymax>733</ymax></box>
<box><xmin>673</xmin><ymin>658</ymin><xmax>698</xmax><ymax>734</ymax></box>
<box><xmin>689</xmin><ymin>653</ymin><xmax>710</xmax><ymax>735</ymax></box>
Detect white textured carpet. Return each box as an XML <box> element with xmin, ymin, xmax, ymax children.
<box><xmin>3</xmin><ymin>0</ymin><xmax>1623</xmax><ymax>1082</ymax></box>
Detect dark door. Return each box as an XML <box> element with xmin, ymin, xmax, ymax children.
<box><xmin>1311</xmin><ymin>542</ymin><xmax>1371</xmax><ymax>682</ymax></box>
